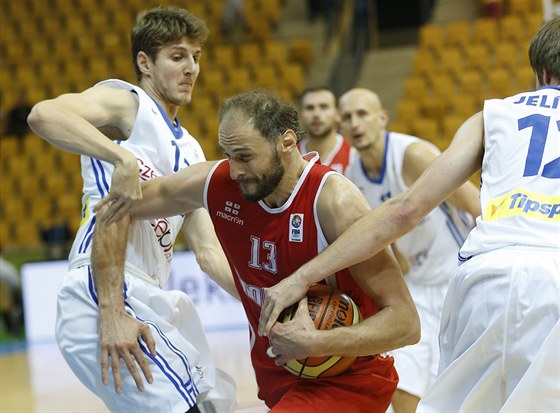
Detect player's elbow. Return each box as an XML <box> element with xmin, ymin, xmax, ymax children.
<box><xmin>27</xmin><ymin>101</ymin><xmax>51</xmax><ymax>132</ymax></box>
<box><xmin>407</xmin><ymin>313</ymin><xmax>421</xmax><ymax>346</ymax></box>
<box><xmin>402</xmin><ymin>302</ymin><xmax>421</xmax><ymax>346</ymax></box>
<box><xmin>391</xmin><ymin>194</ymin><xmax>426</xmax><ymax>232</ymax></box>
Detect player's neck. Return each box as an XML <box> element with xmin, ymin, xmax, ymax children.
<box><xmin>263</xmin><ymin>154</ymin><xmax>307</xmax><ymax>208</ymax></box>
<box><xmin>305</xmin><ymin>132</ymin><xmax>338</xmax><ymax>159</ymax></box>
<box><xmin>359</xmin><ymin>135</ymin><xmax>385</xmax><ymax>178</ymax></box>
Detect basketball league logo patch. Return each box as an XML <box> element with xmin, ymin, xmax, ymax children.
<box><xmin>289</xmin><ymin>213</ymin><xmax>304</xmax><ymax>242</ymax></box>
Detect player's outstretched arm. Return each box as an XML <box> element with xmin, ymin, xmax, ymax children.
<box><xmin>260</xmin><ymin>112</ymin><xmax>484</xmax><ymax>336</ymax></box>
<box><xmin>266</xmin><ymin>174</ymin><xmax>420</xmax><ymax>361</ymax></box>
<box><xmin>182</xmin><ymin>208</ymin><xmax>240</xmax><ymax>299</ymax></box>
<box><xmin>27</xmin><ymin>86</ymin><xmax>142</xmax><ymax>211</ymax></box>
<box><xmin>96</xmin><ymin>160</ymin><xmax>216</xmax><ymax>225</ymax></box>
<box><xmin>91</xmin><ymin>203</ymin><xmax>156</xmax><ymax>394</ymax></box>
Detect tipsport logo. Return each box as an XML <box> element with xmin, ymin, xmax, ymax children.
<box><xmin>484</xmin><ymin>190</ymin><xmax>559</xmax><ymax>222</ymax></box>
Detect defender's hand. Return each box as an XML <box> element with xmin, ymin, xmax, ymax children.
<box><xmin>99</xmin><ymin>310</ymin><xmax>156</xmax><ymax>394</ymax></box>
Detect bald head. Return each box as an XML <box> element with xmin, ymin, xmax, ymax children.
<box><xmin>338</xmin><ymin>88</ymin><xmax>388</xmax><ymax>151</ymax></box>
<box><xmin>339</xmin><ymin>88</ymin><xmax>383</xmax><ymax>113</ymax></box>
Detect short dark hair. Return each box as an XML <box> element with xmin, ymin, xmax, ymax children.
<box><xmin>220</xmin><ymin>89</ymin><xmax>305</xmax><ymax>144</ymax></box>
<box><xmin>528</xmin><ymin>16</ymin><xmax>560</xmax><ymax>85</ymax></box>
<box><xmin>131</xmin><ymin>7</ymin><xmax>209</xmax><ymax>80</ymax></box>
<box><xmin>297</xmin><ymin>86</ymin><xmax>335</xmax><ymax>107</ymax></box>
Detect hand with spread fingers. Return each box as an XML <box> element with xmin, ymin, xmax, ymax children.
<box><xmin>99</xmin><ymin>310</ymin><xmax>156</xmax><ymax>394</ymax></box>
<box><xmin>266</xmin><ymin>298</ymin><xmax>317</xmax><ymax>366</ymax></box>
<box><xmin>258</xmin><ymin>273</ymin><xmax>312</xmax><ymax>338</ymax></box>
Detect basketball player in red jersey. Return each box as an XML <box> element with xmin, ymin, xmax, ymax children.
<box><xmin>297</xmin><ymin>87</ymin><xmax>356</xmax><ymax>174</ymax></box>
<box><xmin>97</xmin><ymin>90</ymin><xmax>420</xmax><ymax>412</ymax></box>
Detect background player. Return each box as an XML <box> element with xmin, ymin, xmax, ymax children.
<box><xmin>27</xmin><ymin>7</ymin><xmax>236</xmax><ymax>413</ymax></box>
<box><xmin>297</xmin><ymin>86</ymin><xmax>355</xmax><ymax>173</ymax></box>
<box><xmin>260</xmin><ymin>16</ymin><xmax>560</xmax><ymax>412</ymax></box>
<box><xmin>97</xmin><ymin>89</ymin><xmax>421</xmax><ymax>412</ymax></box>
<box><xmin>339</xmin><ymin>87</ymin><xmax>480</xmax><ymax>413</ymax></box>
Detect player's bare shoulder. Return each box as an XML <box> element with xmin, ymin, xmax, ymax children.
<box><xmin>318</xmin><ymin>172</ymin><xmax>371</xmax><ymax>242</ymax></box>
<box><xmin>80</xmin><ymin>85</ymin><xmax>139</xmax><ymax>138</ymax></box>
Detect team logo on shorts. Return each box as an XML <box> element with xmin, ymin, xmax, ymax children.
<box><xmin>289</xmin><ymin>213</ymin><xmax>304</xmax><ymax>242</ymax></box>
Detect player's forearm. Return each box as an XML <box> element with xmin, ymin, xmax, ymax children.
<box><xmin>91</xmin><ymin>211</ymin><xmax>131</xmax><ymax>313</ymax></box>
<box><xmin>195</xmin><ymin>246</ymin><xmax>239</xmax><ymax>299</ymax></box>
<box><xmin>293</xmin><ymin>195</ymin><xmax>417</xmax><ymax>287</ymax></box>
<box><xmin>315</xmin><ymin>301</ymin><xmax>420</xmax><ymax>357</ymax></box>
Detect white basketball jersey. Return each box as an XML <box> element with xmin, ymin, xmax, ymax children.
<box><xmin>345</xmin><ymin>132</ymin><xmax>472</xmax><ymax>284</ymax></box>
<box><xmin>68</xmin><ymin>79</ymin><xmax>206</xmax><ymax>287</ymax></box>
<box><xmin>460</xmin><ymin>86</ymin><xmax>560</xmax><ymax>259</ymax></box>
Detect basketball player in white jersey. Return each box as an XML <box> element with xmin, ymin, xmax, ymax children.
<box><xmin>27</xmin><ymin>7</ymin><xmax>236</xmax><ymax>413</ymax></box>
<box><xmin>260</xmin><ymin>16</ymin><xmax>560</xmax><ymax>412</ymax></box>
<box><xmin>297</xmin><ymin>87</ymin><xmax>356</xmax><ymax>174</ymax></box>
<box><xmin>339</xmin><ymin>88</ymin><xmax>480</xmax><ymax>413</ymax></box>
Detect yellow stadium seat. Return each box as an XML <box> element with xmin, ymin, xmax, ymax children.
<box><xmin>485</xmin><ymin>68</ymin><xmax>513</xmax><ymax>99</ymax></box>
<box><xmin>473</xmin><ymin>18</ymin><xmax>498</xmax><ymax>46</ymax></box>
<box><xmin>228</xmin><ymin>67</ymin><xmax>253</xmax><ymax>94</ymax></box>
<box><xmin>460</xmin><ymin>71</ymin><xmax>484</xmax><ymax>103</ymax></box>
<box><xmin>411</xmin><ymin>50</ymin><xmax>436</xmax><ymax>79</ymax></box>
<box><xmin>465</xmin><ymin>44</ymin><xmax>490</xmax><ymax>72</ymax></box>
<box><xmin>438</xmin><ymin>47</ymin><xmax>464</xmax><ymax>80</ymax></box>
<box><xmin>493</xmin><ymin>41</ymin><xmax>520</xmax><ymax>74</ymax></box>
<box><xmin>279</xmin><ymin>63</ymin><xmax>306</xmax><ymax>93</ymax></box>
<box><xmin>441</xmin><ymin>115</ymin><xmax>466</xmax><ymax>144</ymax></box>
<box><xmin>14</xmin><ymin>220</ymin><xmax>41</xmax><ymax>249</ymax></box>
<box><xmin>248</xmin><ymin>19</ymin><xmax>272</xmax><ymax>44</ymax></box>
<box><xmin>403</xmin><ymin>76</ymin><xmax>428</xmax><ymax>101</ymax></box>
<box><xmin>514</xmin><ymin>66</ymin><xmax>537</xmax><ymax>93</ymax></box>
<box><xmin>238</xmin><ymin>42</ymin><xmax>262</xmax><ymax>69</ymax></box>
<box><xmin>499</xmin><ymin>15</ymin><xmax>525</xmax><ymax>43</ymax></box>
<box><xmin>431</xmin><ymin>72</ymin><xmax>457</xmax><ymax>98</ymax></box>
<box><xmin>523</xmin><ymin>13</ymin><xmax>544</xmax><ymax>39</ymax></box>
<box><xmin>253</xmin><ymin>64</ymin><xmax>278</xmax><ymax>89</ymax></box>
<box><xmin>447</xmin><ymin>93</ymin><xmax>478</xmax><ymax>119</ymax></box>
<box><xmin>289</xmin><ymin>38</ymin><xmax>313</xmax><ymax>69</ymax></box>
<box><xmin>418</xmin><ymin>24</ymin><xmax>444</xmax><ymax>52</ymax></box>
<box><xmin>445</xmin><ymin>21</ymin><xmax>471</xmax><ymax>51</ymax></box>
<box><xmin>411</xmin><ymin>118</ymin><xmax>442</xmax><ymax>149</ymax></box>
<box><xmin>258</xmin><ymin>0</ymin><xmax>283</xmax><ymax>26</ymax></box>
<box><xmin>419</xmin><ymin>96</ymin><xmax>446</xmax><ymax>122</ymax></box>
<box><xmin>395</xmin><ymin>99</ymin><xmax>420</xmax><ymax>124</ymax></box>
<box><xmin>263</xmin><ymin>41</ymin><xmax>288</xmax><ymax>66</ymax></box>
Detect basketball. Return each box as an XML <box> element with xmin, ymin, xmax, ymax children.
<box><xmin>279</xmin><ymin>283</ymin><xmax>361</xmax><ymax>379</ymax></box>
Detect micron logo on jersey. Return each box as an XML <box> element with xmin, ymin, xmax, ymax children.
<box><xmin>484</xmin><ymin>189</ymin><xmax>560</xmax><ymax>221</ymax></box>
<box><xmin>216</xmin><ymin>200</ymin><xmax>244</xmax><ymax>225</ymax></box>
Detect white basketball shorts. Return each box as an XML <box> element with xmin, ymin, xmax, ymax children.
<box><xmin>418</xmin><ymin>246</ymin><xmax>560</xmax><ymax>412</ymax></box>
<box><xmin>55</xmin><ymin>265</ymin><xmax>236</xmax><ymax>413</ymax></box>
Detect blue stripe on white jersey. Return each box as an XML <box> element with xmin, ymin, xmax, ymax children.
<box><xmin>438</xmin><ymin>203</ymin><xmax>467</xmax><ymax>247</ymax></box>
<box><xmin>79</xmin><ymin>216</ymin><xmax>96</xmax><ymax>254</ymax></box>
<box><xmin>90</xmin><ymin>158</ymin><xmax>110</xmax><ymax>197</ymax></box>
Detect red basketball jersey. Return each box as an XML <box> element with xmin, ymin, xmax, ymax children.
<box><xmin>298</xmin><ymin>134</ymin><xmax>356</xmax><ymax>174</ymax></box>
<box><xmin>204</xmin><ymin>155</ymin><xmax>397</xmax><ymax>409</ymax></box>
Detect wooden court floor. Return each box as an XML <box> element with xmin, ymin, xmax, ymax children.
<box><xmin>0</xmin><ymin>329</ymin><xmax>265</xmax><ymax>413</ymax></box>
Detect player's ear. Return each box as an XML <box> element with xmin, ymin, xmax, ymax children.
<box><xmin>378</xmin><ymin>109</ymin><xmax>389</xmax><ymax>128</ymax></box>
<box><xmin>137</xmin><ymin>51</ymin><xmax>151</xmax><ymax>76</ymax></box>
<box><xmin>280</xmin><ymin>129</ymin><xmax>298</xmax><ymax>153</ymax></box>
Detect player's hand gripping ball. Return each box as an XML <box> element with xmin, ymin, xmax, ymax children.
<box><xmin>279</xmin><ymin>283</ymin><xmax>361</xmax><ymax>379</ymax></box>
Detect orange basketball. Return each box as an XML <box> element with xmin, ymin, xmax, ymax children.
<box><xmin>280</xmin><ymin>283</ymin><xmax>361</xmax><ymax>379</ymax></box>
